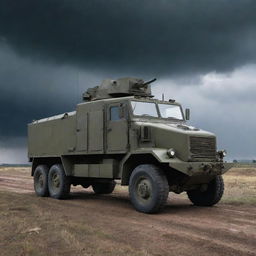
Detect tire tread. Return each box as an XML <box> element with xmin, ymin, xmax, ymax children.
<box><xmin>48</xmin><ymin>164</ymin><xmax>70</xmax><ymax>199</ymax></box>
<box><xmin>34</xmin><ymin>165</ymin><xmax>49</xmax><ymax>197</ymax></box>
<box><xmin>187</xmin><ymin>175</ymin><xmax>224</xmax><ymax>206</ymax></box>
<box><xmin>129</xmin><ymin>164</ymin><xmax>169</xmax><ymax>213</ymax></box>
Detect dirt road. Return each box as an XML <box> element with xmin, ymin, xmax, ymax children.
<box><xmin>0</xmin><ymin>167</ymin><xmax>255</xmax><ymax>256</ymax></box>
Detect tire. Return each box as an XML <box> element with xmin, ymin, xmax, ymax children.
<box><xmin>187</xmin><ymin>175</ymin><xmax>224</xmax><ymax>206</ymax></box>
<box><xmin>92</xmin><ymin>181</ymin><xmax>116</xmax><ymax>194</ymax></box>
<box><xmin>34</xmin><ymin>165</ymin><xmax>49</xmax><ymax>197</ymax></box>
<box><xmin>81</xmin><ymin>184</ymin><xmax>90</xmax><ymax>189</ymax></box>
<box><xmin>48</xmin><ymin>164</ymin><xmax>70</xmax><ymax>199</ymax></box>
<box><xmin>129</xmin><ymin>164</ymin><xmax>169</xmax><ymax>213</ymax></box>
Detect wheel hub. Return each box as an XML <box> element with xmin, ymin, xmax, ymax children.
<box><xmin>137</xmin><ymin>182</ymin><xmax>150</xmax><ymax>199</ymax></box>
<box><xmin>52</xmin><ymin>173</ymin><xmax>60</xmax><ymax>188</ymax></box>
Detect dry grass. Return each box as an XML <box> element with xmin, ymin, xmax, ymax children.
<box><xmin>222</xmin><ymin>168</ymin><xmax>256</xmax><ymax>205</ymax></box>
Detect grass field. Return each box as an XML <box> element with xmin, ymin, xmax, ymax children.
<box><xmin>222</xmin><ymin>168</ymin><xmax>256</xmax><ymax>204</ymax></box>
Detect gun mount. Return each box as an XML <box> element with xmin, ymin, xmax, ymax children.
<box><xmin>83</xmin><ymin>77</ymin><xmax>156</xmax><ymax>101</ymax></box>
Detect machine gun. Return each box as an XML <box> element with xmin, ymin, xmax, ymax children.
<box><xmin>83</xmin><ymin>77</ymin><xmax>156</xmax><ymax>101</ymax></box>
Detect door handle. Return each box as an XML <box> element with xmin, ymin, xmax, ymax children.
<box><xmin>107</xmin><ymin>128</ymin><xmax>112</xmax><ymax>132</ymax></box>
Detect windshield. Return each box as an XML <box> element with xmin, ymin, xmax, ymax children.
<box><xmin>131</xmin><ymin>101</ymin><xmax>184</xmax><ymax>120</ymax></box>
<box><xmin>131</xmin><ymin>101</ymin><xmax>158</xmax><ymax>117</ymax></box>
<box><xmin>158</xmin><ymin>103</ymin><xmax>183</xmax><ymax>120</ymax></box>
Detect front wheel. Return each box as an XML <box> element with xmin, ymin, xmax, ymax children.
<box><xmin>129</xmin><ymin>164</ymin><xmax>169</xmax><ymax>213</ymax></box>
<box><xmin>187</xmin><ymin>175</ymin><xmax>224</xmax><ymax>206</ymax></box>
<box><xmin>48</xmin><ymin>164</ymin><xmax>70</xmax><ymax>199</ymax></box>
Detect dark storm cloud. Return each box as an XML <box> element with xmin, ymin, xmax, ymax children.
<box><xmin>0</xmin><ymin>0</ymin><xmax>256</xmax><ymax>163</ymax></box>
<box><xmin>0</xmin><ymin>45</ymin><xmax>78</xmax><ymax>137</ymax></box>
<box><xmin>0</xmin><ymin>0</ymin><xmax>256</xmax><ymax>75</ymax></box>
<box><xmin>0</xmin><ymin>44</ymin><xmax>116</xmax><ymax>138</ymax></box>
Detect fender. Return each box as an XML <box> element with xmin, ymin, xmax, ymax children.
<box><xmin>119</xmin><ymin>149</ymin><xmax>234</xmax><ymax>184</ymax></box>
<box><xmin>119</xmin><ymin>148</ymin><xmax>171</xmax><ymax>185</ymax></box>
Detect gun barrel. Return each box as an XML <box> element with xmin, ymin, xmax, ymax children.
<box><xmin>143</xmin><ymin>78</ymin><xmax>157</xmax><ymax>87</ymax></box>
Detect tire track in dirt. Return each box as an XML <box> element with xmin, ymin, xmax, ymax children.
<box><xmin>0</xmin><ymin>167</ymin><xmax>256</xmax><ymax>256</ymax></box>
<box><xmin>36</xmin><ymin>192</ymin><xmax>255</xmax><ymax>256</ymax></box>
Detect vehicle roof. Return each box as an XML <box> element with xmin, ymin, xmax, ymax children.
<box><xmin>30</xmin><ymin>111</ymin><xmax>76</xmax><ymax>124</ymax></box>
<box><xmin>77</xmin><ymin>96</ymin><xmax>181</xmax><ymax>106</ymax></box>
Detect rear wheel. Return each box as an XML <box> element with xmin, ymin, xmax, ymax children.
<box><xmin>34</xmin><ymin>165</ymin><xmax>49</xmax><ymax>197</ymax></box>
<box><xmin>129</xmin><ymin>164</ymin><xmax>169</xmax><ymax>213</ymax></box>
<box><xmin>187</xmin><ymin>175</ymin><xmax>224</xmax><ymax>206</ymax></box>
<box><xmin>48</xmin><ymin>164</ymin><xmax>70</xmax><ymax>199</ymax></box>
<box><xmin>92</xmin><ymin>181</ymin><xmax>116</xmax><ymax>194</ymax></box>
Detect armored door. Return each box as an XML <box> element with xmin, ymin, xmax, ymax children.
<box><xmin>76</xmin><ymin>108</ymin><xmax>87</xmax><ymax>152</ymax></box>
<box><xmin>106</xmin><ymin>103</ymin><xmax>128</xmax><ymax>153</ymax></box>
<box><xmin>76</xmin><ymin>106</ymin><xmax>104</xmax><ymax>153</ymax></box>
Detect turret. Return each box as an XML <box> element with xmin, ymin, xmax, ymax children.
<box><xmin>83</xmin><ymin>77</ymin><xmax>156</xmax><ymax>101</ymax></box>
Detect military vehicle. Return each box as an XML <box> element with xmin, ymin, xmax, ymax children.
<box><xmin>28</xmin><ymin>77</ymin><xmax>233</xmax><ymax>213</ymax></box>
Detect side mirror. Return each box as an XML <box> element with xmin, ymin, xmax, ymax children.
<box><xmin>185</xmin><ymin>108</ymin><xmax>190</xmax><ymax>120</ymax></box>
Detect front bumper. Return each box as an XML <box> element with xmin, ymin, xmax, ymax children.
<box><xmin>169</xmin><ymin>161</ymin><xmax>234</xmax><ymax>176</ymax></box>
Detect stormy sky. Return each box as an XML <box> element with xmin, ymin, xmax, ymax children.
<box><xmin>0</xmin><ymin>0</ymin><xmax>256</xmax><ymax>163</ymax></box>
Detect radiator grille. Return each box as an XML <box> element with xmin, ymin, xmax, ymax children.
<box><xmin>190</xmin><ymin>136</ymin><xmax>216</xmax><ymax>161</ymax></box>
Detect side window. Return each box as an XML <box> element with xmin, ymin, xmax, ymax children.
<box><xmin>110</xmin><ymin>106</ymin><xmax>120</xmax><ymax>121</ymax></box>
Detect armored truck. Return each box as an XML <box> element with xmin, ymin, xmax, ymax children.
<box><xmin>28</xmin><ymin>77</ymin><xmax>233</xmax><ymax>213</ymax></box>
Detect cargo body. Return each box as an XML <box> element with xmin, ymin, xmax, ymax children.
<box><xmin>28</xmin><ymin>78</ymin><xmax>233</xmax><ymax>213</ymax></box>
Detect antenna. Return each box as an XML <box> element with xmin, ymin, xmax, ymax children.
<box><xmin>77</xmin><ymin>71</ymin><xmax>80</xmax><ymax>102</ymax></box>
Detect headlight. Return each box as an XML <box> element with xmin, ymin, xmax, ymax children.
<box><xmin>218</xmin><ymin>150</ymin><xmax>227</xmax><ymax>159</ymax></box>
<box><xmin>167</xmin><ymin>148</ymin><xmax>176</xmax><ymax>158</ymax></box>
